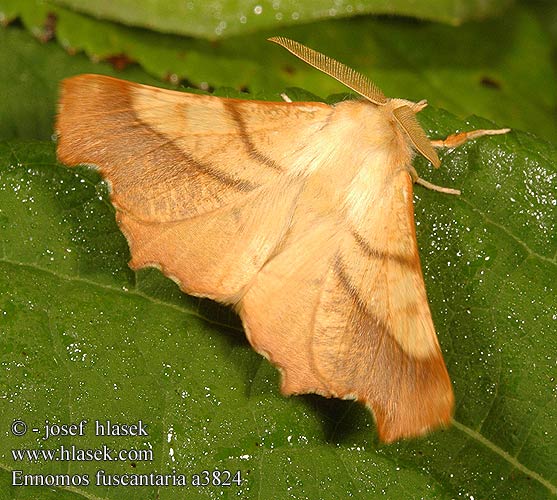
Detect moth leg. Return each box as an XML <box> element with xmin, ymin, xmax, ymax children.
<box><xmin>280</xmin><ymin>93</ymin><xmax>293</xmax><ymax>103</ymax></box>
<box><xmin>417</xmin><ymin>127</ymin><xmax>510</xmax><ymax>195</ymax></box>
<box><xmin>415</xmin><ymin>177</ymin><xmax>461</xmax><ymax>195</ymax></box>
<box><xmin>431</xmin><ymin>128</ymin><xmax>510</xmax><ymax>149</ymax></box>
<box><xmin>409</xmin><ymin>166</ymin><xmax>461</xmax><ymax>196</ymax></box>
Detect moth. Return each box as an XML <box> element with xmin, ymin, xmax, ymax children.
<box><xmin>56</xmin><ymin>37</ymin><xmax>509</xmax><ymax>443</ymax></box>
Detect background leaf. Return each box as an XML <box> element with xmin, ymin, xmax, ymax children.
<box><xmin>4</xmin><ymin>0</ymin><xmax>515</xmax><ymax>39</ymax></box>
<box><xmin>1</xmin><ymin>1</ymin><xmax>556</xmax><ymax>498</ymax></box>
<box><xmin>0</xmin><ymin>29</ymin><xmax>163</xmax><ymax>141</ymax></box>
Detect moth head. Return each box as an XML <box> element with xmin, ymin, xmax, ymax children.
<box><xmin>388</xmin><ymin>99</ymin><xmax>441</xmax><ymax>168</ymax></box>
<box><xmin>269</xmin><ymin>36</ymin><xmax>441</xmax><ymax>168</ymax></box>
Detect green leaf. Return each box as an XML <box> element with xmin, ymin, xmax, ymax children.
<box><xmin>0</xmin><ymin>28</ymin><xmax>163</xmax><ymax>141</ymax></box>
<box><xmin>1</xmin><ymin>100</ymin><xmax>555</xmax><ymax>498</ymax></box>
<box><xmin>1</xmin><ymin>2</ymin><xmax>555</xmax><ymax>142</ymax></box>
<box><xmin>7</xmin><ymin>0</ymin><xmax>514</xmax><ymax>39</ymax></box>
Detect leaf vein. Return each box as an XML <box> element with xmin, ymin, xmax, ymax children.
<box><xmin>452</xmin><ymin>419</ymin><xmax>556</xmax><ymax>494</ymax></box>
<box><xmin>1</xmin><ymin>257</ymin><xmax>242</xmax><ymax>333</ymax></box>
<box><xmin>459</xmin><ymin>198</ymin><xmax>555</xmax><ymax>265</ymax></box>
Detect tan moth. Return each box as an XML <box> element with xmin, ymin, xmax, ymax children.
<box><xmin>56</xmin><ymin>37</ymin><xmax>509</xmax><ymax>442</ymax></box>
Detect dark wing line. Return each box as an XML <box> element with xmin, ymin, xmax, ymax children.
<box><xmin>224</xmin><ymin>101</ymin><xmax>284</xmax><ymax>172</ymax></box>
<box><xmin>131</xmin><ymin>113</ymin><xmax>259</xmax><ymax>192</ymax></box>
<box><xmin>332</xmin><ymin>255</ymin><xmax>390</xmax><ymax>382</ymax></box>
<box><xmin>73</xmin><ymin>110</ymin><xmax>256</xmax><ymax>192</ymax></box>
<box><xmin>351</xmin><ymin>229</ymin><xmax>419</xmax><ymax>269</ymax></box>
